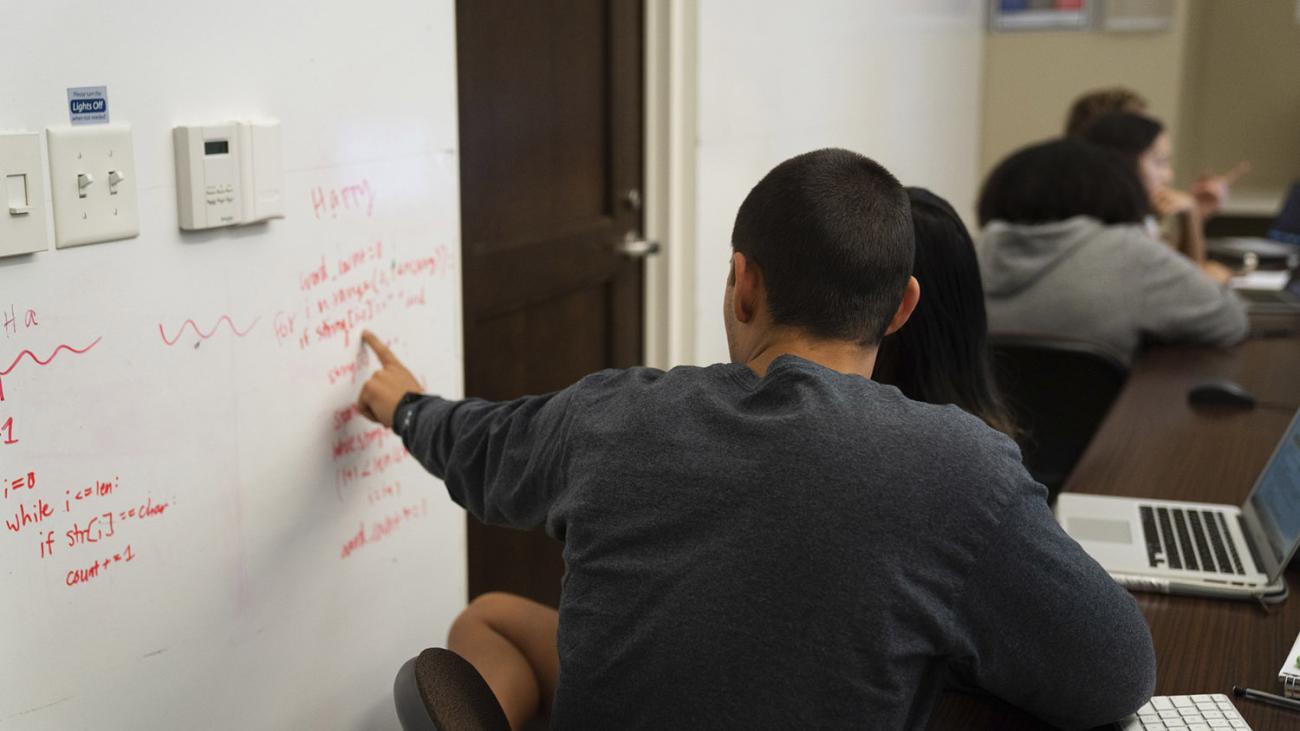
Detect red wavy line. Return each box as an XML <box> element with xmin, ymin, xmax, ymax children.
<box><xmin>0</xmin><ymin>337</ymin><xmax>103</xmax><ymax>401</ymax></box>
<box><xmin>159</xmin><ymin>316</ymin><xmax>261</xmax><ymax>346</ymax></box>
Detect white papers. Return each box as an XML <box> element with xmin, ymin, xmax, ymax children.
<box><xmin>1232</xmin><ymin>270</ymin><xmax>1292</xmax><ymax>291</ymax></box>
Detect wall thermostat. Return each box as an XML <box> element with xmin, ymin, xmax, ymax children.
<box><xmin>173</xmin><ymin>120</ymin><xmax>283</xmax><ymax>230</ymax></box>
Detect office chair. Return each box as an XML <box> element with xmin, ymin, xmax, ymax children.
<box><xmin>989</xmin><ymin>333</ymin><xmax>1129</xmax><ymax>500</ymax></box>
<box><xmin>394</xmin><ymin>648</ymin><xmax>511</xmax><ymax>731</ymax></box>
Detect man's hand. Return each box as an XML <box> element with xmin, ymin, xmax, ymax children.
<box><xmin>358</xmin><ymin>330</ymin><xmax>421</xmax><ymax>429</ymax></box>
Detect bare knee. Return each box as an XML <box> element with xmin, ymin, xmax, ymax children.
<box><xmin>449</xmin><ymin>592</ymin><xmax>532</xmax><ymax>644</ymax></box>
<box><xmin>469</xmin><ymin>591</ymin><xmax>527</xmax><ymax>618</ymax></box>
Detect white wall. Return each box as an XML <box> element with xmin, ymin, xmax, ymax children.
<box><xmin>1179</xmin><ymin>0</ymin><xmax>1300</xmax><ymax>208</ymax></box>
<box><xmin>980</xmin><ymin>0</ymin><xmax>1193</xmax><ymax>178</ymax></box>
<box><xmin>690</xmin><ymin>0</ymin><xmax>986</xmax><ymax>365</ymax></box>
<box><xmin>0</xmin><ymin>2</ymin><xmax>463</xmax><ymax>729</ymax></box>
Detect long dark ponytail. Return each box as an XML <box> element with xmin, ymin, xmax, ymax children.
<box><xmin>874</xmin><ymin>188</ymin><xmax>1018</xmax><ymax>439</ymax></box>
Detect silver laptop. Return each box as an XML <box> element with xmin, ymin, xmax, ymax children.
<box><xmin>1206</xmin><ymin>179</ymin><xmax>1300</xmax><ymax>275</ymax></box>
<box><xmin>1056</xmin><ymin>408</ymin><xmax>1300</xmax><ymax>603</ymax></box>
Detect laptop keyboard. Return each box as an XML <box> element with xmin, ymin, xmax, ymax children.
<box><xmin>1140</xmin><ymin>506</ymin><xmax>1245</xmax><ymax>575</ymax></box>
<box><xmin>1119</xmin><ymin>694</ymin><xmax>1251</xmax><ymax>730</ymax></box>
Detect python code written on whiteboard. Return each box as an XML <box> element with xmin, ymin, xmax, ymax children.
<box><xmin>0</xmin><ymin>2</ymin><xmax>467</xmax><ymax>728</ymax></box>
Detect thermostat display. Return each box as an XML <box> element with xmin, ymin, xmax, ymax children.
<box><xmin>174</xmin><ymin>120</ymin><xmax>283</xmax><ymax>231</ymax></box>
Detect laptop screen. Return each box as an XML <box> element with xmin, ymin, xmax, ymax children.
<box><xmin>1268</xmin><ymin>182</ymin><xmax>1300</xmax><ymax>246</ymax></box>
<box><xmin>1246</xmin><ymin>410</ymin><xmax>1300</xmax><ymax>570</ymax></box>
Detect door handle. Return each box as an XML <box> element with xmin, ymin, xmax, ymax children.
<box><xmin>617</xmin><ymin>235</ymin><xmax>660</xmax><ymax>258</ymax></box>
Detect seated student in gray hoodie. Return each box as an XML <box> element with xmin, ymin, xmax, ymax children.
<box><xmin>975</xmin><ymin>139</ymin><xmax>1248</xmax><ymax>365</ymax></box>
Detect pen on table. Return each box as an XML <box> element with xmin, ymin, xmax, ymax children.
<box><xmin>1232</xmin><ymin>685</ymin><xmax>1300</xmax><ymax>712</ymax></box>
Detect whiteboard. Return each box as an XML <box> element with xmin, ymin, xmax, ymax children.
<box><xmin>0</xmin><ymin>2</ymin><xmax>466</xmax><ymax>728</ymax></box>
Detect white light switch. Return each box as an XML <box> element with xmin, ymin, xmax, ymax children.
<box><xmin>0</xmin><ymin>132</ymin><xmax>49</xmax><ymax>258</ymax></box>
<box><xmin>7</xmin><ymin>174</ymin><xmax>30</xmax><ymax>214</ymax></box>
<box><xmin>46</xmin><ymin>123</ymin><xmax>139</xmax><ymax>249</ymax></box>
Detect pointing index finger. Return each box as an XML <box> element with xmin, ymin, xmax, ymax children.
<box><xmin>1221</xmin><ymin>161</ymin><xmax>1251</xmax><ymax>186</ymax></box>
<box><xmin>362</xmin><ymin>330</ymin><xmax>398</xmax><ymax>366</ymax></box>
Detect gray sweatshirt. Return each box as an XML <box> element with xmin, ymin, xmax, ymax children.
<box><xmin>396</xmin><ymin>355</ymin><xmax>1156</xmax><ymax>729</ymax></box>
<box><xmin>977</xmin><ymin>216</ymin><xmax>1248</xmax><ymax>364</ymax></box>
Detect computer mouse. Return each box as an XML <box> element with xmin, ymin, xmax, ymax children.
<box><xmin>1187</xmin><ymin>380</ymin><xmax>1257</xmax><ymax>409</ymax></box>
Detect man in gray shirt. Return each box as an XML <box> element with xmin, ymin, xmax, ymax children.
<box><xmin>358</xmin><ymin>149</ymin><xmax>1155</xmax><ymax>729</ymax></box>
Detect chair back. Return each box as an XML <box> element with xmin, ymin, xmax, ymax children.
<box><xmin>394</xmin><ymin>648</ymin><xmax>511</xmax><ymax>731</ymax></box>
<box><xmin>990</xmin><ymin>334</ymin><xmax>1129</xmax><ymax>500</ymax></box>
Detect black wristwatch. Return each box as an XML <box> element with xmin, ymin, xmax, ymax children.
<box><xmin>394</xmin><ymin>392</ymin><xmax>424</xmax><ymax>438</ymax></box>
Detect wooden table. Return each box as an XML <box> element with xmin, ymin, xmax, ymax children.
<box><xmin>930</xmin><ymin>315</ymin><xmax>1300</xmax><ymax>730</ymax></box>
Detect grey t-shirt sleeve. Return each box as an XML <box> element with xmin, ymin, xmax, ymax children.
<box><xmin>394</xmin><ymin>386</ymin><xmax>580</xmax><ymax>530</ymax></box>
<box><xmin>952</xmin><ymin>487</ymin><xmax>1156</xmax><ymax>730</ymax></box>
<box><xmin>1133</xmin><ymin>236</ymin><xmax>1248</xmax><ymax>347</ymax></box>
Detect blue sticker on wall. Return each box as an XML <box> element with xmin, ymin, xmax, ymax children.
<box><xmin>67</xmin><ymin>86</ymin><xmax>109</xmax><ymax>125</ymax></box>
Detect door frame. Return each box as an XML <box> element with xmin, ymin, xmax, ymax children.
<box><xmin>643</xmin><ymin>0</ymin><xmax>698</xmax><ymax>369</ymax></box>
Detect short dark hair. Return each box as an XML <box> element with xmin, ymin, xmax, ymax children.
<box><xmin>1064</xmin><ymin>87</ymin><xmax>1148</xmax><ymax>137</ymax></box>
<box><xmin>976</xmin><ymin>138</ymin><xmax>1150</xmax><ymax>227</ymax></box>
<box><xmin>731</xmin><ymin>148</ymin><xmax>914</xmax><ymax>345</ymax></box>
<box><xmin>1079</xmin><ymin>112</ymin><xmax>1163</xmax><ymax>161</ymax></box>
<box><xmin>875</xmin><ymin>188</ymin><xmax>1017</xmax><ymax>438</ymax></box>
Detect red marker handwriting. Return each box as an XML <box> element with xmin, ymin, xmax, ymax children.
<box><xmin>159</xmin><ymin>316</ymin><xmax>260</xmax><ymax>346</ymax></box>
<box><xmin>311</xmin><ymin>179</ymin><xmax>375</xmax><ymax>220</ymax></box>
<box><xmin>0</xmin><ymin>337</ymin><xmax>103</xmax><ymax>401</ymax></box>
<box><xmin>65</xmin><ymin>543</ymin><xmax>136</xmax><ymax>587</ymax></box>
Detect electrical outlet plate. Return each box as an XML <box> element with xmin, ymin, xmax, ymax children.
<box><xmin>0</xmin><ymin>131</ymin><xmax>49</xmax><ymax>258</ymax></box>
<box><xmin>46</xmin><ymin>123</ymin><xmax>139</xmax><ymax>249</ymax></box>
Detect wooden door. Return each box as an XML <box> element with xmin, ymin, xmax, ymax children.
<box><xmin>456</xmin><ymin>1</ymin><xmax>645</xmax><ymax>606</ymax></box>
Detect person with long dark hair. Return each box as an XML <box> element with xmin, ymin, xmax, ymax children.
<box><xmin>874</xmin><ymin>188</ymin><xmax>1017</xmax><ymax>439</ymax></box>
<box><xmin>976</xmin><ymin>138</ymin><xmax>1247</xmax><ymax>365</ymax></box>
<box><xmin>1064</xmin><ymin>87</ymin><xmax>1249</xmax><ymax>219</ymax></box>
<box><xmin>1081</xmin><ymin>112</ymin><xmax>1232</xmax><ymax>283</ymax></box>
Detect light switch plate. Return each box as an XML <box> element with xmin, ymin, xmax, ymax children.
<box><xmin>0</xmin><ymin>132</ymin><xmax>49</xmax><ymax>258</ymax></box>
<box><xmin>46</xmin><ymin>123</ymin><xmax>139</xmax><ymax>249</ymax></box>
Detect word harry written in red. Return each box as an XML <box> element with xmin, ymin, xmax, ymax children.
<box><xmin>311</xmin><ymin>179</ymin><xmax>375</xmax><ymax>220</ymax></box>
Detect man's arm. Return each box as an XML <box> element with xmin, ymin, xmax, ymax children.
<box><xmin>357</xmin><ymin>330</ymin><xmax>579</xmax><ymax>530</ymax></box>
<box><xmin>951</xmin><ymin>487</ymin><xmax>1156</xmax><ymax>730</ymax></box>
